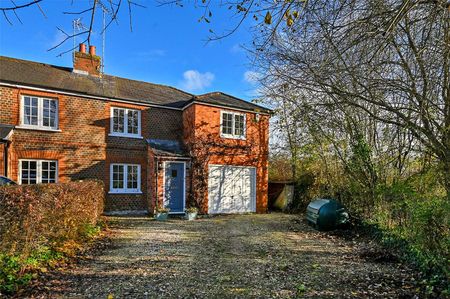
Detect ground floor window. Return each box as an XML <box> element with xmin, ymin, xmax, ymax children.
<box><xmin>110</xmin><ymin>163</ymin><xmax>141</xmax><ymax>193</ymax></box>
<box><xmin>19</xmin><ymin>159</ymin><xmax>57</xmax><ymax>184</ymax></box>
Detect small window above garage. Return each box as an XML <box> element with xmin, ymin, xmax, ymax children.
<box><xmin>220</xmin><ymin>111</ymin><xmax>246</xmax><ymax>140</ymax></box>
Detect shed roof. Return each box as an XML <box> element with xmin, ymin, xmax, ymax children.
<box><xmin>147</xmin><ymin>139</ymin><xmax>188</xmax><ymax>158</ymax></box>
<box><xmin>0</xmin><ymin>124</ymin><xmax>14</xmax><ymax>141</ymax></box>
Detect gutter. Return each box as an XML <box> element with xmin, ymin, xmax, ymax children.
<box><xmin>182</xmin><ymin>101</ymin><xmax>272</xmax><ymax>115</ymax></box>
<box><xmin>0</xmin><ymin>81</ymin><xmax>272</xmax><ymax>115</ymax></box>
<box><xmin>0</xmin><ymin>82</ymin><xmax>183</xmax><ymax>111</ymax></box>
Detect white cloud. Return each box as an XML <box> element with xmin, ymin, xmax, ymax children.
<box><xmin>180</xmin><ymin>70</ymin><xmax>215</xmax><ymax>92</ymax></box>
<box><xmin>230</xmin><ymin>44</ymin><xmax>244</xmax><ymax>54</ymax></box>
<box><xmin>243</xmin><ymin>71</ymin><xmax>261</xmax><ymax>85</ymax></box>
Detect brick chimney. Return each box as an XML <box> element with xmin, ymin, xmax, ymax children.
<box><xmin>73</xmin><ymin>43</ymin><xmax>101</xmax><ymax>76</ymax></box>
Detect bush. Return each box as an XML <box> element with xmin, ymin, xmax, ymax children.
<box><xmin>0</xmin><ymin>180</ymin><xmax>104</xmax><ymax>293</ymax></box>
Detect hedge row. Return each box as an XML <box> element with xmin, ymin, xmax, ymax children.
<box><xmin>0</xmin><ymin>180</ymin><xmax>104</xmax><ymax>256</ymax></box>
<box><xmin>0</xmin><ymin>180</ymin><xmax>105</xmax><ymax>293</ymax></box>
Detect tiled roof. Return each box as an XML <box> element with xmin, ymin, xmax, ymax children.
<box><xmin>192</xmin><ymin>92</ymin><xmax>271</xmax><ymax>113</ymax></box>
<box><xmin>0</xmin><ymin>56</ymin><xmax>271</xmax><ymax>113</ymax></box>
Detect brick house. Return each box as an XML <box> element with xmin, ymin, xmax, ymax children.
<box><xmin>0</xmin><ymin>45</ymin><xmax>270</xmax><ymax>215</ymax></box>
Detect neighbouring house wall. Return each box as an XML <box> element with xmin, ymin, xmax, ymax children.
<box><xmin>0</xmin><ymin>86</ymin><xmax>150</xmax><ymax>211</ymax></box>
<box><xmin>183</xmin><ymin>103</ymin><xmax>269</xmax><ymax>214</ymax></box>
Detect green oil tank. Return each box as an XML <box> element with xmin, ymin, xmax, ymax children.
<box><xmin>306</xmin><ymin>199</ymin><xmax>348</xmax><ymax>231</ymax></box>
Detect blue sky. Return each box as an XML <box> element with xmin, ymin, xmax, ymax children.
<box><xmin>0</xmin><ymin>0</ymin><xmax>260</xmax><ymax>100</ymax></box>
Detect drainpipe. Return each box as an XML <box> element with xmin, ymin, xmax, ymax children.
<box><xmin>1</xmin><ymin>141</ymin><xmax>8</xmax><ymax>177</ymax></box>
<box><xmin>4</xmin><ymin>142</ymin><xmax>9</xmax><ymax>177</ymax></box>
<box><xmin>155</xmin><ymin>156</ymin><xmax>159</xmax><ymax>212</ymax></box>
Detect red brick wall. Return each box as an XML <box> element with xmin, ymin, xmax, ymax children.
<box><xmin>0</xmin><ymin>86</ymin><xmax>150</xmax><ymax>211</ymax></box>
<box><xmin>0</xmin><ymin>85</ymin><xmax>269</xmax><ymax>214</ymax></box>
<box><xmin>73</xmin><ymin>51</ymin><xmax>100</xmax><ymax>76</ymax></box>
<box><xmin>183</xmin><ymin>103</ymin><xmax>269</xmax><ymax>213</ymax></box>
<box><xmin>148</xmin><ymin>107</ymin><xmax>183</xmax><ymax>141</ymax></box>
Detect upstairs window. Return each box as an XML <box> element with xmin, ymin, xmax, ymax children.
<box><xmin>110</xmin><ymin>107</ymin><xmax>141</xmax><ymax>138</ymax></box>
<box><xmin>21</xmin><ymin>96</ymin><xmax>58</xmax><ymax>130</ymax></box>
<box><xmin>110</xmin><ymin>163</ymin><xmax>141</xmax><ymax>193</ymax></box>
<box><xmin>221</xmin><ymin>111</ymin><xmax>246</xmax><ymax>139</ymax></box>
<box><xmin>19</xmin><ymin>160</ymin><xmax>57</xmax><ymax>184</ymax></box>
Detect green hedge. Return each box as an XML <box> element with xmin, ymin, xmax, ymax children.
<box><xmin>0</xmin><ymin>180</ymin><xmax>105</xmax><ymax>293</ymax></box>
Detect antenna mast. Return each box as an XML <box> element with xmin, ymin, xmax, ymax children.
<box><xmin>72</xmin><ymin>18</ymin><xmax>88</xmax><ymax>59</ymax></box>
<box><xmin>98</xmin><ymin>2</ymin><xmax>110</xmax><ymax>74</ymax></box>
<box><xmin>102</xmin><ymin>7</ymin><xmax>106</xmax><ymax>74</ymax></box>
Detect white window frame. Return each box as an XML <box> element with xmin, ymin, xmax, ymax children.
<box><xmin>18</xmin><ymin>159</ymin><xmax>58</xmax><ymax>184</ymax></box>
<box><xmin>19</xmin><ymin>96</ymin><xmax>59</xmax><ymax>131</ymax></box>
<box><xmin>109</xmin><ymin>107</ymin><xmax>142</xmax><ymax>138</ymax></box>
<box><xmin>220</xmin><ymin>111</ymin><xmax>246</xmax><ymax>140</ymax></box>
<box><xmin>109</xmin><ymin>163</ymin><xmax>142</xmax><ymax>194</ymax></box>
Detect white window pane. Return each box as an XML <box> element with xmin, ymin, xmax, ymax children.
<box><xmin>49</xmin><ymin>101</ymin><xmax>57</xmax><ymax>127</ymax></box>
<box><xmin>21</xmin><ymin>160</ymin><xmax>56</xmax><ymax>184</ymax></box>
<box><xmin>23</xmin><ymin>97</ymin><xmax>57</xmax><ymax>128</ymax></box>
<box><xmin>127</xmin><ymin>165</ymin><xmax>138</xmax><ymax>189</ymax></box>
<box><xmin>23</xmin><ymin>97</ymin><xmax>38</xmax><ymax>126</ymax></box>
<box><xmin>113</xmin><ymin>109</ymin><xmax>125</xmax><ymax>133</ymax></box>
<box><xmin>234</xmin><ymin>115</ymin><xmax>245</xmax><ymax>136</ymax></box>
<box><xmin>127</xmin><ymin>110</ymin><xmax>139</xmax><ymax>134</ymax></box>
<box><xmin>222</xmin><ymin>113</ymin><xmax>233</xmax><ymax>135</ymax></box>
<box><xmin>112</xmin><ymin>164</ymin><xmax>124</xmax><ymax>189</ymax></box>
<box><xmin>21</xmin><ymin>161</ymin><xmax>37</xmax><ymax>185</ymax></box>
<box><xmin>43</xmin><ymin>99</ymin><xmax>56</xmax><ymax>128</ymax></box>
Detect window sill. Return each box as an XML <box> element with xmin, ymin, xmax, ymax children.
<box><xmin>15</xmin><ymin>126</ymin><xmax>61</xmax><ymax>132</ymax></box>
<box><xmin>108</xmin><ymin>191</ymin><xmax>143</xmax><ymax>195</ymax></box>
<box><xmin>220</xmin><ymin>134</ymin><xmax>246</xmax><ymax>140</ymax></box>
<box><xmin>108</xmin><ymin>133</ymin><xmax>143</xmax><ymax>139</ymax></box>
<box><xmin>14</xmin><ymin>125</ymin><xmax>62</xmax><ymax>132</ymax></box>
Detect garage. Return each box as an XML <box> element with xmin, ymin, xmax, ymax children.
<box><xmin>208</xmin><ymin>165</ymin><xmax>256</xmax><ymax>214</ymax></box>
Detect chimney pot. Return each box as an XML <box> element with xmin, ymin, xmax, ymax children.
<box><xmin>73</xmin><ymin>44</ymin><xmax>100</xmax><ymax>77</ymax></box>
<box><xmin>89</xmin><ymin>45</ymin><xmax>96</xmax><ymax>56</ymax></box>
<box><xmin>79</xmin><ymin>43</ymin><xmax>86</xmax><ymax>53</ymax></box>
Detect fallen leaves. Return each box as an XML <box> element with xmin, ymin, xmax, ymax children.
<box><xmin>18</xmin><ymin>214</ymin><xmax>423</xmax><ymax>298</ymax></box>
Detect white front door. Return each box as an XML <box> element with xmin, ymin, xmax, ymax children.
<box><xmin>208</xmin><ymin>165</ymin><xmax>256</xmax><ymax>214</ymax></box>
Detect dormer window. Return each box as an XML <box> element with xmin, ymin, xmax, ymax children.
<box><xmin>110</xmin><ymin>107</ymin><xmax>141</xmax><ymax>138</ymax></box>
<box><xmin>221</xmin><ymin>111</ymin><xmax>246</xmax><ymax>139</ymax></box>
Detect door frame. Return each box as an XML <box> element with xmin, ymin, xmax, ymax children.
<box><xmin>162</xmin><ymin>161</ymin><xmax>186</xmax><ymax>214</ymax></box>
<box><xmin>207</xmin><ymin>164</ymin><xmax>257</xmax><ymax>214</ymax></box>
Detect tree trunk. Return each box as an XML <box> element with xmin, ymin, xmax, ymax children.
<box><xmin>443</xmin><ymin>159</ymin><xmax>450</xmax><ymax>201</ymax></box>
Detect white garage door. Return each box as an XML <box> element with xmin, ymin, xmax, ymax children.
<box><xmin>208</xmin><ymin>165</ymin><xmax>256</xmax><ymax>214</ymax></box>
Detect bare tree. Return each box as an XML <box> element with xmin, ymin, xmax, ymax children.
<box><xmin>0</xmin><ymin>0</ymin><xmax>145</xmax><ymax>55</ymax></box>
<box><xmin>253</xmin><ymin>0</ymin><xmax>450</xmax><ymax>198</ymax></box>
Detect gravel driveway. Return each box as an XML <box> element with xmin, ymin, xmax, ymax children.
<box><xmin>28</xmin><ymin>213</ymin><xmax>418</xmax><ymax>298</ymax></box>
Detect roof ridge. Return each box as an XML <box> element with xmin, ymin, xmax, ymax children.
<box><xmin>0</xmin><ymin>55</ymin><xmax>72</xmax><ymax>71</ymax></box>
<box><xmin>0</xmin><ymin>55</ymin><xmax>194</xmax><ymax>97</ymax></box>
<box><xmin>196</xmin><ymin>91</ymin><xmax>270</xmax><ymax>111</ymax></box>
<box><xmin>0</xmin><ymin>55</ymin><xmax>271</xmax><ymax>112</ymax></box>
<box><xmin>105</xmin><ymin>74</ymin><xmax>194</xmax><ymax>97</ymax></box>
